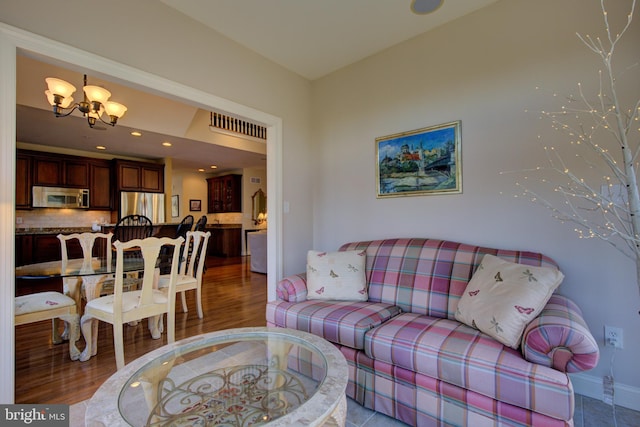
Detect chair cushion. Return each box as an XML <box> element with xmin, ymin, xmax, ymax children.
<box><xmin>85</xmin><ymin>290</ymin><xmax>168</xmax><ymax>313</ymax></box>
<box><xmin>364</xmin><ymin>312</ymin><xmax>573</xmax><ymax>420</ymax></box>
<box><xmin>15</xmin><ymin>292</ymin><xmax>75</xmax><ymax>315</ymax></box>
<box><xmin>158</xmin><ymin>274</ymin><xmax>197</xmax><ymax>289</ymax></box>
<box><xmin>266</xmin><ymin>300</ymin><xmax>401</xmax><ymax>350</ymax></box>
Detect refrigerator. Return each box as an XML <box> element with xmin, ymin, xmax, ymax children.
<box><xmin>120</xmin><ymin>192</ymin><xmax>165</xmax><ymax>223</ymax></box>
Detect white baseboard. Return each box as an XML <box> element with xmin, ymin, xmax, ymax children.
<box><xmin>570</xmin><ymin>372</ymin><xmax>640</xmax><ymax>412</ymax></box>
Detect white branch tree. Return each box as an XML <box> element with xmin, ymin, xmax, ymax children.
<box><xmin>511</xmin><ymin>0</ymin><xmax>640</xmax><ymax>300</ymax></box>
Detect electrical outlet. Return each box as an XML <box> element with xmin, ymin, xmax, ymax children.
<box><xmin>604</xmin><ymin>326</ymin><xmax>624</xmax><ymax>349</ymax></box>
<box><xmin>16</xmin><ymin>216</ymin><xmax>23</xmax><ymax>225</ymax></box>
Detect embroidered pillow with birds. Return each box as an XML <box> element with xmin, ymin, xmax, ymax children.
<box><xmin>455</xmin><ymin>254</ymin><xmax>564</xmax><ymax>349</ymax></box>
<box><xmin>306</xmin><ymin>250</ymin><xmax>368</xmax><ymax>301</ymax></box>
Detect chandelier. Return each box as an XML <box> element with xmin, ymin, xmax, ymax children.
<box><xmin>44</xmin><ymin>74</ymin><xmax>127</xmax><ymax>128</ymax></box>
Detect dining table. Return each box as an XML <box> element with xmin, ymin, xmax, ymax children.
<box><xmin>15</xmin><ymin>256</ymin><xmax>147</xmax><ymax>301</ymax></box>
<box><xmin>16</xmin><ymin>254</ymin><xmax>170</xmax><ymax>362</ymax></box>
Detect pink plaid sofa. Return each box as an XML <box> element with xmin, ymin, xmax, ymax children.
<box><xmin>266</xmin><ymin>238</ymin><xmax>599</xmax><ymax>426</ymax></box>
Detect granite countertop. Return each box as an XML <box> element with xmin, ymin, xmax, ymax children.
<box><xmin>206</xmin><ymin>223</ymin><xmax>242</xmax><ymax>229</ymax></box>
<box><xmin>16</xmin><ymin>227</ymin><xmax>94</xmax><ymax>236</ymax></box>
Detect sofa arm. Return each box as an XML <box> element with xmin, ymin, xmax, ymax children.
<box><xmin>276</xmin><ymin>273</ymin><xmax>308</xmax><ymax>302</ymax></box>
<box><xmin>521</xmin><ymin>294</ymin><xmax>599</xmax><ymax>373</ymax></box>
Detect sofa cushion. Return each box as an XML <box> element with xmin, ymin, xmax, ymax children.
<box><xmin>307</xmin><ymin>250</ymin><xmax>368</xmax><ymax>301</ymax></box>
<box><xmin>339</xmin><ymin>238</ymin><xmax>559</xmax><ymax>320</ymax></box>
<box><xmin>364</xmin><ymin>313</ymin><xmax>573</xmax><ymax>420</ymax></box>
<box><xmin>266</xmin><ymin>300</ymin><xmax>401</xmax><ymax>350</ymax></box>
<box><xmin>455</xmin><ymin>254</ymin><xmax>563</xmax><ymax>349</ymax></box>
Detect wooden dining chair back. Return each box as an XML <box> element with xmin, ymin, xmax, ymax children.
<box><xmin>113</xmin><ymin>214</ymin><xmax>153</xmax><ymax>243</ymax></box>
<box><xmin>158</xmin><ymin>231</ymin><xmax>211</xmax><ymax>318</ymax></box>
<box><xmin>193</xmin><ymin>215</ymin><xmax>207</xmax><ymax>232</ymax></box>
<box><xmin>175</xmin><ymin>215</ymin><xmax>194</xmax><ymax>239</ymax></box>
<box><xmin>57</xmin><ymin>232</ymin><xmax>113</xmax><ymax>306</ymax></box>
<box><xmin>80</xmin><ymin>236</ymin><xmax>184</xmax><ymax>370</ymax></box>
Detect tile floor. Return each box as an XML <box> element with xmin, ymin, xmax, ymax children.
<box><xmin>343</xmin><ymin>394</ymin><xmax>640</xmax><ymax>427</ymax></box>
<box><xmin>70</xmin><ymin>393</ymin><xmax>639</xmax><ymax>426</ymax></box>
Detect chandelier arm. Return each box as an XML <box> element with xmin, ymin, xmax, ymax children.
<box><xmin>95</xmin><ymin>113</ymin><xmax>117</xmax><ymax>127</ymax></box>
<box><xmin>52</xmin><ymin>104</ymin><xmax>81</xmax><ymax>118</ymax></box>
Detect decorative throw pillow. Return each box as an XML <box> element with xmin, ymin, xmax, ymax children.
<box><xmin>455</xmin><ymin>254</ymin><xmax>564</xmax><ymax>349</ymax></box>
<box><xmin>306</xmin><ymin>250</ymin><xmax>367</xmax><ymax>301</ymax></box>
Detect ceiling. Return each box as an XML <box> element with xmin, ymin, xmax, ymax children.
<box><xmin>16</xmin><ymin>0</ymin><xmax>497</xmax><ymax>172</ymax></box>
<box><xmin>160</xmin><ymin>0</ymin><xmax>498</xmax><ymax>80</ymax></box>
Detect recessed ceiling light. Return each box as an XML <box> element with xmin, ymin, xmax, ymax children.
<box><xmin>210</xmin><ymin>165</ymin><xmax>218</xmax><ymax>169</ymax></box>
<box><xmin>130</xmin><ymin>131</ymin><xmax>142</xmax><ymax>137</ymax></box>
<box><xmin>162</xmin><ymin>141</ymin><xmax>172</xmax><ymax>147</ymax></box>
<box><xmin>198</xmin><ymin>168</ymin><xmax>205</xmax><ymax>172</ymax></box>
<box><xmin>96</xmin><ymin>145</ymin><xmax>106</xmax><ymax>150</ymax></box>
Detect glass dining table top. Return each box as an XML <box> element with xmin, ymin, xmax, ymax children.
<box><xmin>15</xmin><ymin>257</ymin><xmax>147</xmax><ymax>279</ymax></box>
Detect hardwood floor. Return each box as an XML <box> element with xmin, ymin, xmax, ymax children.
<box><xmin>14</xmin><ymin>256</ymin><xmax>267</xmax><ymax>405</ymax></box>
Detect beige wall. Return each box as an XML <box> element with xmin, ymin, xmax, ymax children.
<box><xmin>3</xmin><ymin>0</ymin><xmax>639</xmax><ymax>407</ymax></box>
<box><xmin>311</xmin><ymin>0</ymin><xmax>639</xmax><ymax>406</ymax></box>
<box><xmin>2</xmin><ymin>0</ymin><xmax>313</xmax><ymax>276</ymax></box>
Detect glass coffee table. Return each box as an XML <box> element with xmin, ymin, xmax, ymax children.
<box><xmin>85</xmin><ymin>327</ymin><xmax>348</xmax><ymax>426</ymax></box>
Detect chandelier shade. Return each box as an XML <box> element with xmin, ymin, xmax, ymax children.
<box><xmin>44</xmin><ymin>74</ymin><xmax>127</xmax><ymax>128</ymax></box>
<box><xmin>45</xmin><ymin>77</ymin><xmax>76</xmax><ymax>100</ymax></box>
<box><xmin>83</xmin><ymin>85</ymin><xmax>111</xmax><ymax>104</ymax></box>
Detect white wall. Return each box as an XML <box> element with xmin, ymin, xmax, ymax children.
<box><xmin>311</xmin><ymin>0</ymin><xmax>640</xmax><ymax>407</ymax></box>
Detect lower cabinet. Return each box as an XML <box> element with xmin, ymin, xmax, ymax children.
<box><xmin>15</xmin><ymin>234</ymin><xmax>84</xmax><ymax>266</ymax></box>
<box><xmin>207</xmin><ymin>227</ymin><xmax>241</xmax><ymax>257</ymax></box>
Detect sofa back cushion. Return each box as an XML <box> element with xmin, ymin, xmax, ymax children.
<box><xmin>338</xmin><ymin>238</ymin><xmax>559</xmax><ymax>319</ymax></box>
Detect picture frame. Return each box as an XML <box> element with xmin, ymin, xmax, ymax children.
<box><xmin>189</xmin><ymin>199</ymin><xmax>202</xmax><ymax>212</ymax></box>
<box><xmin>171</xmin><ymin>195</ymin><xmax>179</xmax><ymax>218</ymax></box>
<box><xmin>376</xmin><ymin>120</ymin><xmax>462</xmax><ymax>198</ymax></box>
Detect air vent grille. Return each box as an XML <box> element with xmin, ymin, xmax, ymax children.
<box><xmin>210</xmin><ymin>112</ymin><xmax>267</xmax><ymax>140</ymax></box>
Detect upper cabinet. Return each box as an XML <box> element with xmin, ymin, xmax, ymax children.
<box><xmin>89</xmin><ymin>159</ymin><xmax>113</xmax><ymax>210</ymax></box>
<box><xmin>32</xmin><ymin>153</ymin><xmax>89</xmax><ymax>188</ymax></box>
<box><xmin>17</xmin><ymin>149</ymin><xmax>113</xmax><ymax>210</ymax></box>
<box><xmin>115</xmin><ymin>159</ymin><xmax>164</xmax><ymax>193</ymax></box>
<box><xmin>207</xmin><ymin>174</ymin><xmax>242</xmax><ymax>213</ymax></box>
<box><xmin>16</xmin><ymin>152</ymin><xmax>32</xmax><ymax>209</ymax></box>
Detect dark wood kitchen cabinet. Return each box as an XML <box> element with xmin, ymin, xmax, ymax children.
<box><xmin>89</xmin><ymin>159</ymin><xmax>113</xmax><ymax>210</ymax></box>
<box><xmin>206</xmin><ymin>226</ymin><xmax>242</xmax><ymax>257</ymax></box>
<box><xmin>17</xmin><ymin>149</ymin><xmax>111</xmax><ymax>209</ymax></box>
<box><xmin>115</xmin><ymin>159</ymin><xmax>164</xmax><ymax>193</ymax></box>
<box><xmin>32</xmin><ymin>154</ymin><xmax>89</xmax><ymax>188</ymax></box>
<box><xmin>32</xmin><ymin>156</ymin><xmax>63</xmax><ymax>186</ymax></box>
<box><xmin>207</xmin><ymin>174</ymin><xmax>241</xmax><ymax>213</ymax></box>
<box><xmin>15</xmin><ymin>152</ymin><xmax>32</xmax><ymax>209</ymax></box>
<box><xmin>64</xmin><ymin>158</ymin><xmax>90</xmax><ymax>188</ymax></box>
<box><xmin>15</xmin><ymin>233</ymin><xmax>84</xmax><ymax>266</ymax></box>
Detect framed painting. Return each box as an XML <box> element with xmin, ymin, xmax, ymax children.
<box><xmin>171</xmin><ymin>195</ymin><xmax>179</xmax><ymax>217</ymax></box>
<box><xmin>376</xmin><ymin>120</ymin><xmax>462</xmax><ymax>198</ymax></box>
<box><xmin>189</xmin><ymin>199</ymin><xmax>202</xmax><ymax>212</ymax></box>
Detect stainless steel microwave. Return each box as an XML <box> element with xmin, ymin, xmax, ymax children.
<box><xmin>32</xmin><ymin>186</ymin><xmax>90</xmax><ymax>209</ymax></box>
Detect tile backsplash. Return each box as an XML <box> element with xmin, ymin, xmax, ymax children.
<box><xmin>15</xmin><ymin>209</ymin><xmax>113</xmax><ymax>230</ymax></box>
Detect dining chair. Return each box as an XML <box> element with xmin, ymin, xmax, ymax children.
<box><xmin>80</xmin><ymin>236</ymin><xmax>184</xmax><ymax>370</ymax></box>
<box><xmin>159</xmin><ymin>215</ymin><xmax>194</xmax><ymax>274</ymax></box>
<box><xmin>175</xmin><ymin>215</ymin><xmax>194</xmax><ymax>239</ymax></box>
<box><xmin>56</xmin><ymin>232</ymin><xmax>113</xmax><ymax>342</ymax></box>
<box><xmin>57</xmin><ymin>232</ymin><xmax>113</xmax><ymax>306</ymax></box>
<box><xmin>158</xmin><ymin>231</ymin><xmax>211</xmax><ymax>319</ymax></box>
<box><xmin>15</xmin><ymin>291</ymin><xmax>81</xmax><ymax>360</ymax></box>
<box><xmin>193</xmin><ymin>215</ymin><xmax>207</xmax><ymax>232</ymax></box>
<box><xmin>112</xmin><ymin>214</ymin><xmax>153</xmax><ymax>243</ymax></box>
